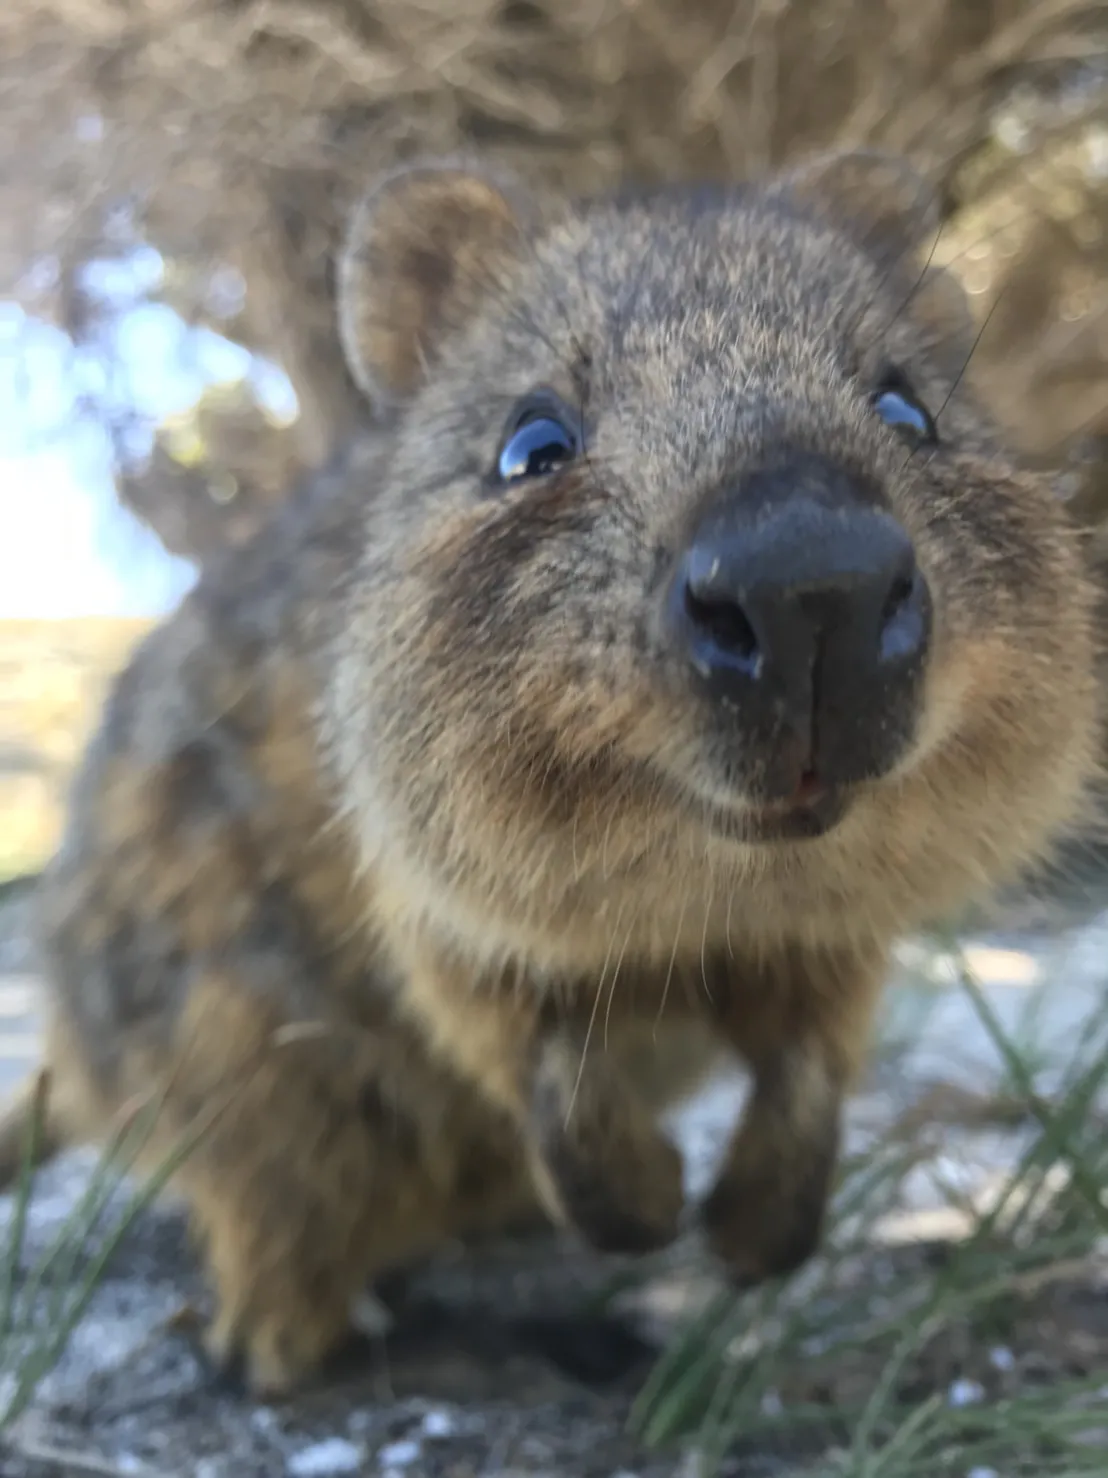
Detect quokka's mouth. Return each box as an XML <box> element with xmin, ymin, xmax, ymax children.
<box><xmin>674</xmin><ymin>770</ymin><xmax>854</xmax><ymax>844</ymax></box>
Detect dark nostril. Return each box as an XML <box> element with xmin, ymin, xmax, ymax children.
<box><xmin>878</xmin><ymin>564</ymin><xmax>927</xmax><ymax>666</ymax></box>
<box><xmin>882</xmin><ymin>572</ymin><xmax>916</xmax><ymax>625</ymax></box>
<box><xmin>683</xmin><ymin>584</ymin><xmax>761</xmax><ymax>672</ymax></box>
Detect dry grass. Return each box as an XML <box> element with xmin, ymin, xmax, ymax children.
<box><xmin>0</xmin><ymin>2</ymin><xmax>1105</xmax><ymax>561</ymax></box>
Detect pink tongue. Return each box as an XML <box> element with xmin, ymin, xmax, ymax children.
<box><xmin>795</xmin><ymin>769</ymin><xmax>824</xmax><ymax>804</ymax></box>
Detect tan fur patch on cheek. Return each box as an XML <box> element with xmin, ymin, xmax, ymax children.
<box><xmin>509</xmin><ymin>660</ymin><xmax>664</xmax><ymax>768</ymax></box>
<box><xmin>406</xmin><ymin>505</ymin><xmax>498</xmax><ymax>581</ymax></box>
<box><xmin>911</xmin><ymin>629</ymin><xmax>1018</xmax><ymax>762</ymax></box>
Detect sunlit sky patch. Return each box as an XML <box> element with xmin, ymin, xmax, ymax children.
<box><xmin>0</xmin><ymin>243</ymin><xmax>298</xmax><ymax>619</ymax></box>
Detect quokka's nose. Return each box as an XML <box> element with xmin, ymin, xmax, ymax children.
<box><xmin>667</xmin><ymin>453</ymin><xmax>931</xmax><ymax>792</ymax></box>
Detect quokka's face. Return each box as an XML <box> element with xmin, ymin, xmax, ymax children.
<box><xmin>327</xmin><ymin>155</ymin><xmax>1099</xmax><ymax>953</ymax></box>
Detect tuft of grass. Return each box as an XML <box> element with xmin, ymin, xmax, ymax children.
<box><xmin>631</xmin><ymin>939</ymin><xmax>1108</xmax><ymax>1477</ymax></box>
<box><xmin>0</xmin><ymin>1070</ymin><xmax>224</xmax><ymax>1433</ymax></box>
<box><xmin>0</xmin><ymin>939</ymin><xmax>1103</xmax><ymax>1471</ymax></box>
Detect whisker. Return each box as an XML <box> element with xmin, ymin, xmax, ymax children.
<box><xmin>699</xmin><ymin>875</ymin><xmax>715</xmax><ymax>1009</ymax></box>
<box><xmin>934</xmin><ymin>280</ymin><xmax>1010</xmax><ymax>430</ymax></box>
<box><xmin>654</xmin><ymin>891</ymin><xmax>688</xmax><ymax>1042</ymax></box>
<box><xmin>724</xmin><ymin>871</ymin><xmax>736</xmax><ymax>962</ymax></box>
<box><xmin>603</xmin><ymin>911</ymin><xmax>636</xmax><ymax>1053</ymax></box>
<box><xmin>843</xmin><ymin>176</ymin><xmax>947</xmax><ymax>347</ymax></box>
<box><xmin>878</xmin><ymin>209</ymin><xmax>949</xmax><ymax>342</ymax></box>
<box><xmin>565</xmin><ymin>903</ymin><xmax>623</xmax><ymax>1129</ymax></box>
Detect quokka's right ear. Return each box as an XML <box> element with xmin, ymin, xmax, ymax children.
<box><xmin>338</xmin><ymin>159</ymin><xmax>532</xmax><ymax>407</ymax></box>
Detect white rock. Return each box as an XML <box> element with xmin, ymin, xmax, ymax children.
<box><xmin>349</xmin><ymin>1288</ymin><xmax>394</xmax><ymax>1337</ymax></box>
<box><xmin>947</xmin><ymin>1378</ymin><xmax>985</xmax><ymax>1408</ymax></box>
<box><xmin>287</xmin><ymin>1437</ymin><xmax>363</xmax><ymax>1476</ymax></box>
<box><xmin>377</xmin><ymin>1438</ymin><xmax>421</xmax><ymax>1467</ymax></box>
<box><xmin>420</xmin><ymin>1408</ymin><xmax>457</xmax><ymax>1439</ymax></box>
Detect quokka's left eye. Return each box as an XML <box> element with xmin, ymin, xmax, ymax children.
<box><xmin>871</xmin><ymin>370</ymin><xmax>938</xmax><ymax>445</ymax></box>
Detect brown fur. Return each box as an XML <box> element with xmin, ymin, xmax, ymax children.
<box><xmin>0</xmin><ymin>150</ymin><xmax>1100</xmax><ymax>1395</ymax></box>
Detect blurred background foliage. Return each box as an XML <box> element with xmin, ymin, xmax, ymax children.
<box><xmin>1</xmin><ymin>0</ymin><xmax>1108</xmax><ymax>879</ymax></box>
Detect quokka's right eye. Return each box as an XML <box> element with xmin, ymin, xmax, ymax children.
<box><xmin>495</xmin><ymin>392</ymin><xmax>581</xmax><ymax>486</ymax></box>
